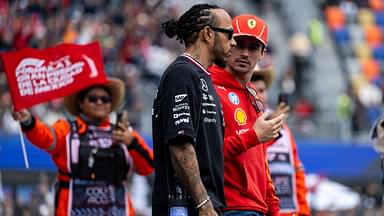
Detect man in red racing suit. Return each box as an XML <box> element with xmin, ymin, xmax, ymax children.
<box><xmin>209</xmin><ymin>14</ymin><xmax>285</xmax><ymax>216</ymax></box>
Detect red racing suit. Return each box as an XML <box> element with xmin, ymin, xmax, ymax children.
<box><xmin>209</xmin><ymin>65</ymin><xmax>280</xmax><ymax>215</ymax></box>
<box><xmin>21</xmin><ymin>116</ymin><xmax>154</xmax><ymax>216</ymax></box>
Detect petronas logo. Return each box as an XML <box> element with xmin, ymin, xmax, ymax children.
<box><xmin>247</xmin><ymin>19</ymin><xmax>256</xmax><ymax>29</ymax></box>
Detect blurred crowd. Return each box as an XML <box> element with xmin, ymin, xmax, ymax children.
<box><xmin>251</xmin><ymin>0</ymin><xmax>320</xmax><ymax>138</ymax></box>
<box><xmin>0</xmin><ymin>0</ymin><xmax>373</xmax><ymax>139</ymax></box>
<box><xmin>0</xmin><ymin>172</ymin><xmax>55</xmax><ymax>216</ymax></box>
<box><xmin>320</xmin><ymin>0</ymin><xmax>384</xmax><ymax>136</ymax></box>
<box><xmin>0</xmin><ymin>0</ymin><xmax>182</xmax><ymax>214</ymax></box>
<box><xmin>0</xmin><ymin>0</ymin><xmax>184</xmax><ymax>135</ymax></box>
<box><xmin>0</xmin><ymin>0</ymin><xmax>327</xmax><ymax>139</ymax></box>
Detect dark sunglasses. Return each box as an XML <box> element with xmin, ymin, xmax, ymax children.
<box><xmin>87</xmin><ymin>95</ymin><xmax>112</xmax><ymax>104</ymax></box>
<box><xmin>210</xmin><ymin>27</ymin><xmax>234</xmax><ymax>40</ymax></box>
<box><xmin>245</xmin><ymin>85</ymin><xmax>264</xmax><ymax>113</ymax></box>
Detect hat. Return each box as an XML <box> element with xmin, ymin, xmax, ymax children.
<box><xmin>251</xmin><ymin>64</ymin><xmax>275</xmax><ymax>89</ymax></box>
<box><xmin>232</xmin><ymin>14</ymin><xmax>268</xmax><ymax>46</ymax></box>
<box><xmin>63</xmin><ymin>78</ymin><xmax>125</xmax><ymax>116</ymax></box>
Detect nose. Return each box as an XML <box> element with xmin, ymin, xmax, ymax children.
<box><xmin>230</xmin><ymin>37</ymin><xmax>236</xmax><ymax>47</ymax></box>
<box><xmin>240</xmin><ymin>47</ymin><xmax>251</xmax><ymax>57</ymax></box>
<box><xmin>95</xmin><ymin>99</ymin><xmax>105</xmax><ymax>105</ymax></box>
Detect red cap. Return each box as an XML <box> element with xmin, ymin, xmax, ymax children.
<box><xmin>232</xmin><ymin>14</ymin><xmax>268</xmax><ymax>46</ymax></box>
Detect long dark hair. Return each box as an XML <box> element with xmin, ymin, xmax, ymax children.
<box><xmin>162</xmin><ymin>4</ymin><xmax>220</xmax><ymax>47</ymax></box>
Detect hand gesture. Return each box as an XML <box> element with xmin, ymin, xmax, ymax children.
<box><xmin>113</xmin><ymin>121</ymin><xmax>134</xmax><ymax>146</ymax></box>
<box><xmin>253</xmin><ymin>112</ymin><xmax>285</xmax><ymax>143</ymax></box>
<box><xmin>11</xmin><ymin>108</ymin><xmax>32</xmax><ymax>123</ymax></box>
<box><xmin>270</xmin><ymin>102</ymin><xmax>290</xmax><ymax>123</ymax></box>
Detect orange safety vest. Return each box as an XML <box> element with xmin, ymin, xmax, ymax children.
<box><xmin>267</xmin><ymin>125</ymin><xmax>310</xmax><ymax>216</ymax></box>
<box><xmin>22</xmin><ymin>116</ymin><xmax>154</xmax><ymax>216</ymax></box>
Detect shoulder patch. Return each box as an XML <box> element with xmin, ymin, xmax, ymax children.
<box><xmin>228</xmin><ymin>92</ymin><xmax>240</xmax><ymax>105</ymax></box>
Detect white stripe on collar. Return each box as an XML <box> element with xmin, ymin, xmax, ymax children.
<box><xmin>180</xmin><ymin>53</ymin><xmax>210</xmax><ymax>75</ymax></box>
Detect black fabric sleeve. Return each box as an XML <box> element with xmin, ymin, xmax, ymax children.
<box><xmin>160</xmin><ymin>64</ymin><xmax>200</xmax><ymax>146</ymax></box>
<box><xmin>20</xmin><ymin>116</ymin><xmax>36</xmax><ymax>131</ymax></box>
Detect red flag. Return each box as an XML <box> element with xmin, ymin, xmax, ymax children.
<box><xmin>1</xmin><ymin>41</ymin><xmax>107</xmax><ymax>110</ymax></box>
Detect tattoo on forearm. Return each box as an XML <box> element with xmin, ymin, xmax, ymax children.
<box><xmin>169</xmin><ymin>143</ymin><xmax>207</xmax><ymax>202</ymax></box>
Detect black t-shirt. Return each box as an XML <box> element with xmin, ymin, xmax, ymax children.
<box><xmin>152</xmin><ymin>54</ymin><xmax>225</xmax><ymax>215</ymax></box>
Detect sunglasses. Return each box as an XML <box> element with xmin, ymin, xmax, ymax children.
<box><xmin>210</xmin><ymin>27</ymin><xmax>234</xmax><ymax>40</ymax></box>
<box><xmin>87</xmin><ymin>95</ymin><xmax>112</xmax><ymax>104</ymax></box>
<box><xmin>245</xmin><ymin>85</ymin><xmax>264</xmax><ymax>113</ymax></box>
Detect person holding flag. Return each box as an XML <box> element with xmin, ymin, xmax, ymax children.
<box><xmin>11</xmin><ymin>77</ymin><xmax>154</xmax><ymax>216</ymax></box>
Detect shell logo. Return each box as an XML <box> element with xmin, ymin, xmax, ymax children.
<box><xmin>234</xmin><ymin>108</ymin><xmax>247</xmax><ymax>125</ymax></box>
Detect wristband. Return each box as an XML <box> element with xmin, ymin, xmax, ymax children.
<box><xmin>196</xmin><ymin>196</ymin><xmax>210</xmax><ymax>209</ymax></box>
<box><xmin>20</xmin><ymin>116</ymin><xmax>36</xmax><ymax>131</ymax></box>
<box><xmin>21</xmin><ymin>117</ymin><xmax>32</xmax><ymax>127</ymax></box>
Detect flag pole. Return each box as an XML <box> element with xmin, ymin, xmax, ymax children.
<box><xmin>17</xmin><ymin>123</ymin><xmax>29</xmax><ymax>169</ymax></box>
<box><xmin>381</xmin><ymin>154</ymin><xmax>384</xmax><ymax>204</ymax></box>
<box><xmin>0</xmin><ymin>171</ymin><xmax>4</xmax><ymax>202</ymax></box>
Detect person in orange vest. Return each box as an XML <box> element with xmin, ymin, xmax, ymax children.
<box><xmin>251</xmin><ymin>65</ymin><xmax>311</xmax><ymax>216</ymax></box>
<box><xmin>12</xmin><ymin>77</ymin><xmax>154</xmax><ymax>216</ymax></box>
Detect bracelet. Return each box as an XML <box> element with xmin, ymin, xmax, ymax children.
<box><xmin>195</xmin><ymin>196</ymin><xmax>210</xmax><ymax>209</ymax></box>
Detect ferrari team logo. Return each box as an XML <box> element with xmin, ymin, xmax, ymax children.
<box><xmin>234</xmin><ymin>108</ymin><xmax>247</xmax><ymax>125</ymax></box>
<box><xmin>247</xmin><ymin>18</ymin><xmax>256</xmax><ymax>29</ymax></box>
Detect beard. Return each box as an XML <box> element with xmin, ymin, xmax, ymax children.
<box><xmin>214</xmin><ymin>56</ymin><xmax>227</xmax><ymax>68</ymax></box>
<box><xmin>212</xmin><ymin>33</ymin><xmax>227</xmax><ymax>68</ymax></box>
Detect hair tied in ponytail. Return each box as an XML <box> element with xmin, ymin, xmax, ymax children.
<box><xmin>162</xmin><ymin>19</ymin><xmax>178</xmax><ymax>39</ymax></box>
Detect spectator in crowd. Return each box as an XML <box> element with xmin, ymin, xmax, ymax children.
<box><xmin>209</xmin><ymin>14</ymin><xmax>285</xmax><ymax>216</ymax></box>
<box><xmin>293</xmin><ymin>97</ymin><xmax>316</xmax><ymax>135</ymax></box>
<box><xmin>152</xmin><ymin>3</ymin><xmax>236</xmax><ymax>216</ymax></box>
<box><xmin>11</xmin><ymin>78</ymin><xmax>154</xmax><ymax>215</ymax></box>
<box><xmin>251</xmin><ymin>65</ymin><xmax>311</xmax><ymax>216</ymax></box>
<box><xmin>308</xmin><ymin>18</ymin><xmax>324</xmax><ymax>50</ymax></box>
<box><xmin>337</xmin><ymin>92</ymin><xmax>353</xmax><ymax>139</ymax></box>
<box><xmin>288</xmin><ymin>33</ymin><xmax>313</xmax><ymax>97</ymax></box>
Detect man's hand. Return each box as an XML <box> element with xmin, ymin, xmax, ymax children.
<box><xmin>270</xmin><ymin>102</ymin><xmax>290</xmax><ymax>122</ymax></box>
<box><xmin>11</xmin><ymin>108</ymin><xmax>32</xmax><ymax>123</ymax></box>
<box><xmin>112</xmin><ymin>122</ymin><xmax>133</xmax><ymax>146</ymax></box>
<box><xmin>253</xmin><ymin>112</ymin><xmax>285</xmax><ymax>143</ymax></box>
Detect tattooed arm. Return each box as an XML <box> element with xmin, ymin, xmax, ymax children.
<box><xmin>169</xmin><ymin>139</ymin><xmax>217</xmax><ymax>216</ymax></box>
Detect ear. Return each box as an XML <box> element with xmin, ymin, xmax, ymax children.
<box><xmin>262</xmin><ymin>47</ymin><xmax>267</xmax><ymax>56</ymax></box>
<box><xmin>259</xmin><ymin>48</ymin><xmax>266</xmax><ymax>60</ymax></box>
<box><xmin>201</xmin><ymin>26</ymin><xmax>213</xmax><ymax>43</ymax></box>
